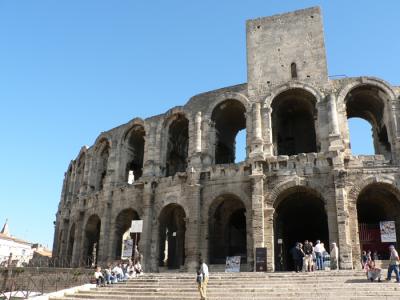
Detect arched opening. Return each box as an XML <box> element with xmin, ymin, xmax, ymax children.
<box><xmin>348</xmin><ymin>118</ymin><xmax>374</xmax><ymax>155</ymax></box>
<box><xmin>64</xmin><ymin>166</ymin><xmax>72</xmax><ymax>203</ymax></box>
<box><xmin>74</xmin><ymin>154</ymin><xmax>85</xmax><ymax>195</ymax></box>
<box><xmin>212</xmin><ymin>100</ymin><xmax>246</xmax><ymax>164</ymax></box>
<box><xmin>114</xmin><ymin>208</ymin><xmax>140</xmax><ymax>259</ymax></box>
<box><xmin>165</xmin><ymin>114</ymin><xmax>189</xmax><ymax>177</ymax></box>
<box><xmin>274</xmin><ymin>187</ymin><xmax>329</xmax><ymax>271</ymax></box>
<box><xmin>272</xmin><ymin>89</ymin><xmax>318</xmax><ymax>155</ymax></box>
<box><xmin>345</xmin><ymin>85</ymin><xmax>392</xmax><ymax>159</ymax></box>
<box><xmin>95</xmin><ymin>141</ymin><xmax>110</xmax><ymax>191</ymax></box>
<box><xmin>357</xmin><ymin>183</ymin><xmax>400</xmax><ymax>259</ymax></box>
<box><xmin>67</xmin><ymin>223</ymin><xmax>75</xmax><ymax>261</ymax></box>
<box><xmin>83</xmin><ymin>215</ymin><xmax>101</xmax><ymax>266</ymax></box>
<box><xmin>158</xmin><ymin>204</ymin><xmax>186</xmax><ymax>269</ymax></box>
<box><xmin>209</xmin><ymin>195</ymin><xmax>247</xmax><ymax>264</ymax></box>
<box><xmin>124</xmin><ymin>125</ymin><xmax>145</xmax><ymax>182</ymax></box>
<box><xmin>291</xmin><ymin>62</ymin><xmax>298</xmax><ymax>79</ymax></box>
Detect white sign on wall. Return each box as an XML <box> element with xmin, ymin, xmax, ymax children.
<box><xmin>130</xmin><ymin>220</ymin><xmax>143</xmax><ymax>233</ymax></box>
<box><xmin>380</xmin><ymin>221</ymin><xmax>397</xmax><ymax>242</ymax></box>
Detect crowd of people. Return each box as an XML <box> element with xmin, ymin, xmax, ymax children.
<box><xmin>93</xmin><ymin>258</ymin><xmax>143</xmax><ymax>287</ymax></box>
<box><xmin>290</xmin><ymin>240</ymin><xmax>339</xmax><ymax>272</ymax></box>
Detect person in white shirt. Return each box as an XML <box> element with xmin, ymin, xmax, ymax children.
<box><xmin>314</xmin><ymin>240</ymin><xmax>325</xmax><ymax>270</ymax></box>
<box><xmin>94</xmin><ymin>266</ymin><xmax>105</xmax><ymax>287</ymax></box>
<box><xmin>199</xmin><ymin>259</ymin><xmax>209</xmax><ymax>300</ymax></box>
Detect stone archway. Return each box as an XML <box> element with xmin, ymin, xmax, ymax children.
<box><xmin>114</xmin><ymin>208</ymin><xmax>140</xmax><ymax>259</ymax></box>
<box><xmin>158</xmin><ymin>204</ymin><xmax>186</xmax><ymax>269</ymax></box>
<box><xmin>83</xmin><ymin>215</ymin><xmax>101</xmax><ymax>266</ymax></box>
<box><xmin>271</xmin><ymin>88</ymin><xmax>318</xmax><ymax>155</ymax></box>
<box><xmin>357</xmin><ymin>183</ymin><xmax>400</xmax><ymax>259</ymax></box>
<box><xmin>273</xmin><ymin>186</ymin><xmax>329</xmax><ymax>271</ymax></box>
<box><xmin>208</xmin><ymin>194</ymin><xmax>247</xmax><ymax>264</ymax></box>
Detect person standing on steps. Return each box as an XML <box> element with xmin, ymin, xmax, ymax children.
<box><xmin>290</xmin><ymin>242</ymin><xmax>304</xmax><ymax>272</ymax></box>
<box><xmin>199</xmin><ymin>258</ymin><xmax>209</xmax><ymax>300</ymax></box>
<box><xmin>303</xmin><ymin>240</ymin><xmax>313</xmax><ymax>272</ymax></box>
<box><xmin>314</xmin><ymin>240</ymin><xmax>324</xmax><ymax>270</ymax></box>
<box><xmin>196</xmin><ymin>269</ymin><xmax>204</xmax><ymax>300</ymax></box>
<box><xmin>386</xmin><ymin>245</ymin><xmax>400</xmax><ymax>282</ymax></box>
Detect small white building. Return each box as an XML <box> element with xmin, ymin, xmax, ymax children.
<box><xmin>0</xmin><ymin>220</ymin><xmax>34</xmax><ymax>267</ymax></box>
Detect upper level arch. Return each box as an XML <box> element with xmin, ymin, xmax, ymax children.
<box><xmin>338</xmin><ymin>78</ymin><xmax>396</xmax><ymax>159</ymax></box>
<box><xmin>122</xmin><ymin>122</ymin><xmax>145</xmax><ymax>182</ymax></box>
<box><xmin>93</xmin><ymin>137</ymin><xmax>111</xmax><ymax>191</ymax></box>
<box><xmin>161</xmin><ymin>111</ymin><xmax>189</xmax><ymax>177</ymax></box>
<box><xmin>269</xmin><ymin>86</ymin><xmax>319</xmax><ymax>156</ymax></box>
<box><xmin>211</xmin><ymin>99</ymin><xmax>247</xmax><ymax>164</ymax></box>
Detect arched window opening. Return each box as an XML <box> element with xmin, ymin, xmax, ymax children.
<box><xmin>357</xmin><ymin>184</ymin><xmax>400</xmax><ymax>259</ymax></box>
<box><xmin>235</xmin><ymin>129</ymin><xmax>246</xmax><ymax>163</ymax></box>
<box><xmin>348</xmin><ymin>118</ymin><xmax>374</xmax><ymax>155</ymax></box>
<box><xmin>83</xmin><ymin>215</ymin><xmax>101</xmax><ymax>267</ymax></box>
<box><xmin>345</xmin><ymin>85</ymin><xmax>392</xmax><ymax>159</ymax></box>
<box><xmin>274</xmin><ymin>187</ymin><xmax>329</xmax><ymax>271</ymax></box>
<box><xmin>96</xmin><ymin>142</ymin><xmax>110</xmax><ymax>191</ymax></box>
<box><xmin>165</xmin><ymin>114</ymin><xmax>189</xmax><ymax>177</ymax></box>
<box><xmin>114</xmin><ymin>209</ymin><xmax>140</xmax><ymax>260</ymax></box>
<box><xmin>209</xmin><ymin>195</ymin><xmax>247</xmax><ymax>264</ymax></box>
<box><xmin>67</xmin><ymin>224</ymin><xmax>75</xmax><ymax>261</ymax></box>
<box><xmin>212</xmin><ymin>100</ymin><xmax>246</xmax><ymax>164</ymax></box>
<box><xmin>74</xmin><ymin>154</ymin><xmax>85</xmax><ymax>195</ymax></box>
<box><xmin>291</xmin><ymin>62</ymin><xmax>298</xmax><ymax>79</ymax></box>
<box><xmin>124</xmin><ymin>125</ymin><xmax>145</xmax><ymax>182</ymax></box>
<box><xmin>158</xmin><ymin>204</ymin><xmax>186</xmax><ymax>269</ymax></box>
<box><xmin>272</xmin><ymin>89</ymin><xmax>318</xmax><ymax>155</ymax></box>
<box><xmin>64</xmin><ymin>167</ymin><xmax>73</xmax><ymax>203</ymax></box>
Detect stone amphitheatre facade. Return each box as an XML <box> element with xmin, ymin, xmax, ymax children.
<box><xmin>53</xmin><ymin>7</ymin><xmax>400</xmax><ymax>272</ymax></box>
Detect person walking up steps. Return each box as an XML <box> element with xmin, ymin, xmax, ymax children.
<box><xmin>199</xmin><ymin>258</ymin><xmax>209</xmax><ymax>300</ymax></box>
<box><xmin>387</xmin><ymin>245</ymin><xmax>400</xmax><ymax>282</ymax></box>
<box><xmin>196</xmin><ymin>269</ymin><xmax>204</xmax><ymax>300</ymax></box>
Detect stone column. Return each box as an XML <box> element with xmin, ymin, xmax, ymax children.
<box><xmin>328</xmin><ymin>94</ymin><xmax>344</xmax><ymax>151</ymax></box>
<box><xmin>72</xmin><ymin>215</ymin><xmax>84</xmax><ymax>267</ymax></box>
<box><xmin>138</xmin><ymin>182</ymin><xmax>155</xmax><ymax>271</ymax></box>
<box><xmin>250</xmin><ymin>103</ymin><xmax>263</xmax><ymax>156</ymax></box>
<box><xmin>334</xmin><ymin>170</ymin><xmax>353</xmax><ymax>269</ymax></box>
<box><xmin>249</xmin><ymin>161</ymin><xmax>265</xmax><ymax>270</ymax></box>
<box><xmin>195</xmin><ymin>112</ymin><xmax>202</xmax><ymax>153</ymax></box>
<box><xmin>263</xmin><ymin>207</ymin><xmax>274</xmax><ymax>271</ymax></box>
<box><xmin>261</xmin><ymin>105</ymin><xmax>273</xmax><ymax>156</ymax></box>
<box><xmin>98</xmin><ymin>200</ymin><xmax>112</xmax><ymax>265</ymax></box>
<box><xmin>185</xmin><ymin>178</ymin><xmax>202</xmax><ymax>271</ymax></box>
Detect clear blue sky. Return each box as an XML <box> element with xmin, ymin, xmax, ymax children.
<box><xmin>0</xmin><ymin>1</ymin><xmax>398</xmax><ymax>249</ymax></box>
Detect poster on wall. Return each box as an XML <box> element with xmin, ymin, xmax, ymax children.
<box><xmin>122</xmin><ymin>239</ymin><xmax>133</xmax><ymax>258</ymax></box>
<box><xmin>225</xmin><ymin>256</ymin><xmax>241</xmax><ymax>272</ymax></box>
<box><xmin>380</xmin><ymin>221</ymin><xmax>397</xmax><ymax>242</ymax></box>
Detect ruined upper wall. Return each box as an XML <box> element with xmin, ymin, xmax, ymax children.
<box><xmin>246</xmin><ymin>7</ymin><xmax>328</xmax><ymax>96</ymax></box>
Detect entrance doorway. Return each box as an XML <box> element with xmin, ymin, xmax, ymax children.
<box><xmin>357</xmin><ymin>183</ymin><xmax>400</xmax><ymax>259</ymax></box>
<box><xmin>158</xmin><ymin>204</ymin><xmax>186</xmax><ymax>269</ymax></box>
<box><xmin>274</xmin><ymin>187</ymin><xmax>329</xmax><ymax>271</ymax></box>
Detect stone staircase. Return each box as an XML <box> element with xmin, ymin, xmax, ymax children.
<box><xmin>50</xmin><ymin>270</ymin><xmax>400</xmax><ymax>300</ymax></box>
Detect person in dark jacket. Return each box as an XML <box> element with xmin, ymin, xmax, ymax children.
<box><xmin>290</xmin><ymin>242</ymin><xmax>305</xmax><ymax>272</ymax></box>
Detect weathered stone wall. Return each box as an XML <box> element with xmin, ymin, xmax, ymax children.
<box><xmin>53</xmin><ymin>6</ymin><xmax>400</xmax><ymax>272</ymax></box>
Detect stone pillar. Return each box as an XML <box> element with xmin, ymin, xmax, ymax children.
<box><xmin>195</xmin><ymin>112</ymin><xmax>202</xmax><ymax>153</ymax></box>
<box><xmin>138</xmin><ymin>182</ymin><xmax>155</xmax><ymax>271</ymax></box>
<box><xmin>261</xmin><ymin>105</ymin><xmax>273</xmax><ymax>156</ymax></box>
<box><xmin>72</xmin><ymin>215</ymin><xmax>84</xmax><ymax>267</ymax></box>
<box><xmin>185</xmin><ymin>178</ymin><xmax>202</xmax><ymax>271</ymax></box>
<box><xmin>98</xmin><ymin>199</ymin><xmax>112</xmax><ymax>264</ymax></box>
<box><xmin>249</xmin><ymin>161</ymin><xmax>265</xmax><ymax>270</ymax></box>
<box><xmin>263</xmin><ymin>207</ymin><xmax>275</xmax><ymax>271</ymax></box>
<box><xmin>334</xmin><ymin>170</ymin><xmax>353</xmax><ymax>269</ymax></box>
<box><xmin>250</xmin><ymin>103</ymin><xmax>263</xmax><ymax>156</ymax></box>
<box><xmin>328</xmin><ymin>94</ymin><xmax>344</xmax><ymax>151</ymax></box>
